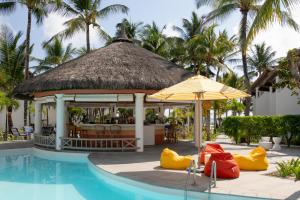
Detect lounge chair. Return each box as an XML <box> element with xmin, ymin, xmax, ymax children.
<box><xmin>10</xmin><ymin>128</ymin><xmax>28</xmax><ymax>140</ymax></box>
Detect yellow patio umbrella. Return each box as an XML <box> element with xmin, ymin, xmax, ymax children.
<box><xmin>149</xmin><ymin>75</ymin><xmax>250</xmax><ymax>153</ymax></box>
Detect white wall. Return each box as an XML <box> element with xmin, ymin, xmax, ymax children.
<box><xmin>276</xmin><ymin>88</ymin><xmax>300</xmax><ymax>115</ymax></box>
<box><xmin>0</xmin><ymin>101</ymin><xmax>56</xmax><ymax>131</ymax></box>
<box><xmin>0</xmin><ymin>100</ymin><xmax>25</xmax><ymax>131</ymax></box>
<box><xmin>253</xmin><ymin>88</ymin><xmax>300</xmax><ymax>116</ymax></box>
<box><xmin>254</xmin><ymin>91</ymin><xmax>270</xmax><ymax>115</ymax></box>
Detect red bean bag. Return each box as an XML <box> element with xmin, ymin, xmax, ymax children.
<box><xmin>204</xmin><ymin>153</ymin><xmax>240</xmax><ymax>179</ymax></box>
<box><xmin>199</xmin><ymin>143</ymin><xmax>224</xmax><ymax>164</ymax></box>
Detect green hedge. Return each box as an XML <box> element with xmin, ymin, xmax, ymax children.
<box><xmin>222</xmin><ymin>115</ymin><xmax>300</xmax><ymax>146</ymax></box>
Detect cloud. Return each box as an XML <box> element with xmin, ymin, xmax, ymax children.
<box><xmin>43</xmin><ymin>13</ymin><xmax>101</xmax><ymax>49</ymax></box>
<box><xmin>163</xmin><ymin>23</ymin><xmax>181</xmax><ymax>37</ymax></box>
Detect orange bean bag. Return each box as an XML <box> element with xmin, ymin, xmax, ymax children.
<box><xmin>199</xmin><ymin>143</ymin><xmax>225</xmax><ymax>164</ymax></box>
<box><xmin>204</xmin><ymin>153</ymin><xmax>240</xmax><ymax>179</ymax></box>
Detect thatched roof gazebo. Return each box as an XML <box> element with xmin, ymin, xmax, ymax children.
<box><xmin>14</xmin><ymin>38</ymin><xmax>191</xmax><ymax>99</ymax></box>
<box><xmin>14</xmin><ymin>38</ymin><xmax>192</xmax><ymax>152</ymax></box>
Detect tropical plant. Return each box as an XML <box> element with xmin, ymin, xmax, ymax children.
<box><xmin>215</xmin><ymin>31</ymin><xmax>238</xmax><ymax>81</ymax></box>
<box><xmin>115</xmin><ymin>18</ymin><xmax>143</xmax><ymax>42</ymax></box>
<box><xmin>0</xmin><ymin>0</ymin><xmax>60</xmax><ymax>125</ymax></box>
<box><xmin>222</xmin><ymin>115</ymin><xmax>300</xmax><ymax>145</ymax></box>
<box><xmin>276</xmin><ymin>160</ymin><xmax>295</xmax><ymax>177</ymax></box>
<box><xmin>248</xmin><ymin>42</ymin><xmax>277</xmax><ymax>75</ymax></box>
<box><xmin>49</xmin><ymin>0</ymin><xmax>128</xmax><ymax>53</ymax></box>
<box><xmin>141</xmin><ymin>22</ymin><xmax>167</xmax><ymax>57</ymax></box>
<box><xmin>164</xmin><ymin>37</ymin><xmax>186</xmax><ymax>65</ymax></box>
<box><xmin>0</xmin><ymin>25</ymin><xmax>25</xmax><ymax>139</ymax></box>
<box><xmin>247</xmin><ymin>0</ymin><xmax>299</xmax><ymax>43</ymax></box>
<box><xmin>276</xmin><ymin>49</ymin><xmax>300</xmax><ymax>102</ymax></box>
<box><xmin>32</xmin><ymin>37</ymin><xmax>76</xmax><ymax>74</ymax></box>
<box><xmin>276</xmin><ymin>159</ymin><xmax>300</xmax><ymax>180</ymax></box>
<box><xmin>294</xmin><ymin>166</ymin><xmax>300</xmax><ymax>180</ymax></box>
<box><xmin>196</xmin><ymin>0</ymin><xmax>299</xmax><ymax>115</ymax></box>
<box><xmin>173</xmin><ymin>11</ymin><xmax>210</xmax><ymax>41</ymax></box>
<box><xmin>226</xmin><ymin>99</ymin><xmax>245</xmax><ymax>116</ymax></box>
<box><xmin>221</xmin><ymin>72</ymin><xmax>244</xmax><ymax>90</ymax></box>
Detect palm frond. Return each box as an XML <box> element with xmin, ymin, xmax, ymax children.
<box><xmin>97</xmin><ymin>4</ymin><xmax>128</xmax><ymax>18</ymax></box>
<box><xmin>0</xmin><ymin>1</ymin><xmax>16</xmax><ymax>14</ymax></box>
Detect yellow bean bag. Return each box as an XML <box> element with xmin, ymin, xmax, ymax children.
<box><xmin>160</xmin><ymin>148</ymin><xmax>193</xmax><ymax>170</ymax></box>
<box><xmin>233</xmin><ymin>147</ymin><xmax>269</xmax><ymax>171</ymax></box>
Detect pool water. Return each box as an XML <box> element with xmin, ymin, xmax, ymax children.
<box><xmin>0</xmin><ymin>149</ymin><xmax>269</xmax><ymax>200</ymax></box>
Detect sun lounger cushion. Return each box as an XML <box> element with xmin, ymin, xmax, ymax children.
<box><xmin>160</xmin><ymin>148</ymin><xmax>193</xmax><ymax>170</ymax></box>
<box><xmin>204</xmin><ymin>152</ymin><xmax>240</xmax><ymax>179</ymax></box>
<box><xmin>199</xmin><ymin>143</ymin><xmax>225</xmax><ymax>164</ymax></box>
<box><xmin>233</xmin><ymin>146</ymin><xmax>269</xmax><ymax>171</ymax></box>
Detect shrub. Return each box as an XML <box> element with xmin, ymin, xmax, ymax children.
<box><xmin>222</xmin><ymin>116</ymin><xmax>241</xmax><ymax>144</ymax></box>
<box><xmin>294</xmin><ymin>166</ymin><xmax>300</xmax><ymax>180</ymax></box>
<box><xmin>222</xmin><ymin>115</ymin><xmax>300</xmax><ymax>146</ymax></box>
<box><xmin>276</xmin><ymin>159</ymin><xmax>300</xmax><ymax>180</ymax></box>
<box><xmin>276</xmin><ymin>160</ymin><xmax>296</xmax><ymax>177</ymax></box>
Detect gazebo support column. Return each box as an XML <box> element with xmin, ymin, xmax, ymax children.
<box><xmin>34</xmin><ymin>102</ymin><xmax>42</xmax><ymax>134</ymax></box>
<box><xmin>158</xmin><ymin>103</ymin><xmax>164</xmax><ymax>119</ymax></box>
<box><xmin>135</xmin><ymin>93</ymin><xmax>145</xmax><ymax>152</ymax></box>
<box><xmin>55</xmin><ymin>94</ymin><xmax>65</xmax><ymax>151</ymax></box>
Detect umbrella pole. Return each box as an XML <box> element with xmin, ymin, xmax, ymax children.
<box><xmin>199</xmin><ymin>99</ymin><xmax>202</xmax><ymax>149</ymax></box>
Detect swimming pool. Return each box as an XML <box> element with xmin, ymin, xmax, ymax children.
<box><xmin>0</xmin><ymin>148</ymin><xmax>269</xmax><ymax>200</ymax></box>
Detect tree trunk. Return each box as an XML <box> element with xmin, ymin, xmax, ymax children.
<box><xmin>216</xmin><ymin>67</ymin><xmax>220</xmax><ymax>82</ymax></box>
<box><xmin>4</xmin><ymin>106</ymin><xmax>13</xmax><ymax>141</ymax></box>
<box><xmin>24</xmin><ymin>8</ymin><xmax>32</xmax><ymax>126</ymax></box>
<box><xmin>5</xmin><ymin>109</ymin><xmax>8</xmax><ymax>141</ymax></box>
<box><xmin>86</xmin><ymin>23</ymin><xmax>90</xmax><ymax>53</ymax></box>
<box><xmin>240</xmin><ymin>11</ymin><xmax>251</xmax><ymax>116</ymax></box>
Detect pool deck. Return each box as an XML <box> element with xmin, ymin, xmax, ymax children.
<box><xmin>89</xmin><ymin>141</ymin><xmax>300</xmax><ymax>200</ymax></box>
<box><xmin>0</xmin><ymin>140</ymin><xmax>33</xmax><ymax>150</ymax></box>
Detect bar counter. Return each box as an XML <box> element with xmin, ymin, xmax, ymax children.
<box><xmin>75</xmin><ymin>124</ymin><xmax>164</xmax><ymax>145</ymax></box>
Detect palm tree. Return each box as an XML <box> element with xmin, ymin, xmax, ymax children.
<box><xmin>173</xmin><ymin>11</ymin><xmax>210</xmax><ymax>40</ymax></box>
<box><xmin>51</xmin><ymin>0</ymin><xmax>128</xmax><ymax>53</ymax></box>
<box><xmin>115</xmin><ymin>18</ymin><xmax>143</xmax><ymax>42</ymax></box>
<box><xmin>214</xmin><ymin>31</ymin><xmax>238</xmax><ymax>81</ymax></box>
<box><xmin>247</xmin><ymin>0</ymin><xmax>299</xmax><ymax>43</ymax></box>
<box><xmin>0</xmin><ymin>25</ymin><xmax>26</xmax><ymax>139</ymax></box>
<box><xmin>248</xmin><ymin>42</ymin><xmax>277</xmax><ymax>75</ymax></box>
<box><xmin>196</xmin><ymin>0</ymin><xmax>299</xmax><ymax>115</ymax></box>
<box><xmin>32</xmin><ymin>37</ymin><xmax>76</xmax><ymax>74</ymax></box>
<box><xmin>0</xmin><ymin>0</ymin><xmax>59</xmax><ymax>125</ymax></box>
<box><xmin>165</xmin><ymin>37</ymin><xmax>186</xmax><ymax>65</ymax></box>
<box><xmin>189</xmin><ymin>26</ymin><xmax>235</xmax><ymax>77</ymax></box>
<box><xmin>141</xmin><ymin>22</ymin><xmax>167</xmax><ymax>57</ymax></box>
<box><xmin>173</xmin><ymin>12</ymin><xmax>212</xmax><ymax>73</ymax></box>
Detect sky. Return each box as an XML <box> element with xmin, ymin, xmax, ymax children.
<box><xmin>1</xmin><ymin>0</ymin><xmax>300</xmax><ymax>66</ymax></box>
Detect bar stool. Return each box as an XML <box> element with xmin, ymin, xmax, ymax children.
<box><xmin>95</xmin><ymin>125</ymin><xmax>106</xmax><ymax>148</ymax></box>
<box><xmin>110</xmin><ymin>125</ymin><xmax>121</xmax><ymax>148</ymax></box>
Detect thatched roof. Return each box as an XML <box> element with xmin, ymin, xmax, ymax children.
<box><xmin>251</xmin><ymin>67</ymin><xmax>277</xmax><ymax>95</ymax></box>
<box><xmin>14</xmin><ymin>38</ymin><xmax>192</xmax><ymax>99</ymax></box>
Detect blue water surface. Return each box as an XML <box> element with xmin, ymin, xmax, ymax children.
<box><xmin>0</xmin><ymin>149</ymin><xmax>269</xmax><ymax>200</ymax></box>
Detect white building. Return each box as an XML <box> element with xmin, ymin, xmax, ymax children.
<box><xmin>252</xmin><ymin>68</ymin><xmax>300</xmax><ymax>116</ymax></box>
<box><xmin>0</xmin><ymin>100</ymin><xmax>56</xmax><ymax>131</ymax></box>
